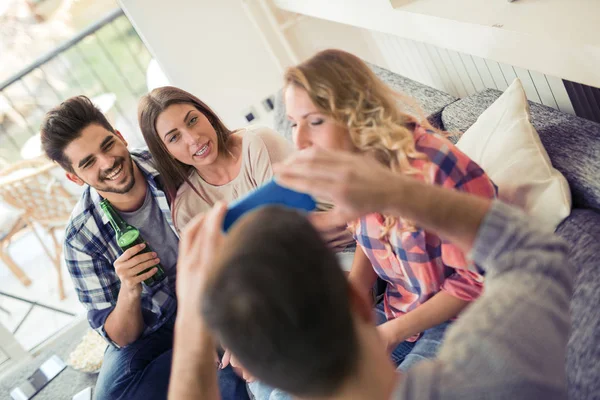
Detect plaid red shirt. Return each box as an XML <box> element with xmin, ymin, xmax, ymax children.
<box><xmin>355</xmin><ymin>127</ymin><xmax>497</xmax><ymax>341</ymax></box>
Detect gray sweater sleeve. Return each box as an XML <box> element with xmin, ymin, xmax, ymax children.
<box><xmin>395</xmin><ymin>201</ymin><xmax>573</xmax><ymax>400</ymax></box>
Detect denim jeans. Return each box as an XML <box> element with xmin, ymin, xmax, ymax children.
<box><xmin>374</xmin><ymin>302</ymin><xmax>450</xmax><ymax>371</ymax></box>
<box><xmin>94</xmin><ymin>314</ymin><xmax>249</xmax><ymax>400</ymax></box>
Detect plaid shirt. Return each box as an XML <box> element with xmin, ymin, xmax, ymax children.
<box><xmin>355</xmin><ymin>127</ymin><xmax>497</xmax><ymax>341</ymax></box>
<box><xmin>64</xmin><ymin>150</ymin><xmax>178</xmax><ymax>348</ymax></box>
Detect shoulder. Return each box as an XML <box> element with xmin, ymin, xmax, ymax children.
<box><xmin>414</xmin><ymin>129</ymin><xmax>496</xmax><ymax>194</ymax></box>
<box><xmin>414</xmin><ymin>128</ymin><xmax>480</xmax><ymax>174</ymax></box>
<box><xmin>130</xmin><ymin>148</ymin><xmax>160</xmax><ymax>176</ymax></box>
<box><xmin>173</xmin><ymin>173</ymin><xmax>196</xmax><ymax>212</ymax></box>
<box><xmin>242</xmin><ymin>125</ymin><xmax>290</xmax><ymax>147</ymax></box>
<box><xmin>130</xmin><ymin>148</ymin><xmax>153</xmax><ymax>164</ymax></box>
<box><xmin>173</xmin><ymin>174</ymin><xmax>210</xmax><ymax>231</ymax></box>
<box><xmin>242</xmin><ymin>125</ymin><xmax>294</xmax><ymax>161</ymax></box>
<box><xmin>414</xmin><ymin>128</ymin><xmax>462</xmax><ymax>162</ymax></box>
<box><xmin>64</xmin><ymin>187</ymin><xmax>106</xmax><ymax>253</ymax></box>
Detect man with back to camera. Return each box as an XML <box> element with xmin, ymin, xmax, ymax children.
<box><xmin>169</xmin><ymin>148</ymin><xmax>572</xmax><ymax>400</ymax></box>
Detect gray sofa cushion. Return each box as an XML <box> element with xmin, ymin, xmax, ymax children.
<box><xmin>444</xmin><ymin>88</ymin><xmax>600</xmax><ymax>400</ymax></box>
<box><xmin>556</xmin><ymin>209</ymin><xmax>600</xmax><ymax>400</ymax></box>
<box><xmin>441</xmin><ymin>89</ymin><xmax>600</xmax><ymax>212</ymax></box>
<box><xmin>273</xmin><ymin>63</ymin><xmax>458</xmax><ymax>142</ymax></box>
<box><xmin>368</xmin><ymin>63</ymin><xmax>458</xmax><ymax>129</ymax></box>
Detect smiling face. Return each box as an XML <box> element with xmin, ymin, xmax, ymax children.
<box><xmin>284</xmin><ymin>85</ymin><xmax>355</xmax><ymax>152</ymax></box>
<box><xmin>155</xmin><ymin>103</ymin><xmax>220</xmax><ymax>168</ymax></box>
<box><xmin>63</xmin><ymin>123</ymin><xmax>136</xmax><ymax>194</ymax></box>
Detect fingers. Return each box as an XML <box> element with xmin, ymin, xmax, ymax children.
<box><xmin>327</xmin><ymin>208</ymin><xmax>358</xmax><ymax>227</ymax></box>
<box><xmin>180</xmin><ymin>213</ymin><xmax>207</xmax><ymax>253</ymax></box>
<box><xmin>275</xmin><ymin>151</ymin><xmax>351</xmax><ymax>199</ymax></box>
<box><xmin>130</xmin><ymin>267</ymin><xmax>157</xmax><ymax>285</ymax></box>
<box><xmin>117</xmin><ymin>251</ymin><xmax>157</xmax><ymax>271</ymax></box>
<box><xmin>221</xmin><ymin>349</ymin><xmax>231</xmax><ymax>369</ymax></box>
<box><xmin>119</xmin><ymin>243</ymin><xmax>146</xmax><ymax>261</ymax></box>
<box><xmin>325</xmin><ymin>229</ymin><xmax>354</xmax><ymax>248</ymax></box>
<box><xmin>229</xmin><ymin>355</ymin><xmax>255</xmax><ymax>383</ymax></box>
<box><xmin>243</xmin><ymin>371</ymin><xmax>255</xmax><ymax>383</ymax></box>
<box><xmin>180</xmin><ymin>202</ymin><xmax>227</xmax><ymax>254</ymax></box>
<box><xmin>276</xmin><ymin>171</ymin><xmax>337</xmax><ymax>200</ymax></box>
<box><xmin>229</xmin><ymin>353</ymin><xmax>239</xmax><ymax>368</ymax></box>
<box><xmin>115</xmin><ymin>250</ymin><xmax>160</xmax><ymax>280</ymax></box>
<box><xmin>204</xmin><ymin>202</ymin><xmax>227</xmax><ymax>235</ymax></box>
<box><xmin>126</xmin><ymin>257</ymin><xmax>161</xmax><ymax>277</ymax></box>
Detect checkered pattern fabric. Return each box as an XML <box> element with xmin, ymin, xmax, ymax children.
<box><xmin>64</xmin><ymin>150</ymin><xmax>178</xmax><ymax>347</ymax></box>
<box><xmin>355</xmin><ymin>128</ymin><xmax>497</xmax><ymax>341</ymax></box>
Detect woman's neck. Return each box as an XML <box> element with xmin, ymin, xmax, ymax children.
<box><xmin>195</xmin><ymin>134</ymin><xmax>243</xmax><ymax>186</ymax></box>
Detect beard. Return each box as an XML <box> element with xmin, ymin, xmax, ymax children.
<box><xmin>91</xmin><ymin>156</ymin><xmax>137</xmax><ymax>194</ymax></box>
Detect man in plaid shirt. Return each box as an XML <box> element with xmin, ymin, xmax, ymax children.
<box><xmin>40</xmin><ymin>96</ymin><xmax>248</xmax><ymax>400</ymax></box>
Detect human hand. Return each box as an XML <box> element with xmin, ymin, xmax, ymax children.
<box><xmin>226</xmin><ymin>352</ymin><xmax>255</xmax><ymax>383</ymax></box>
<box><xmin>377</xmin><ymin>320</ymin><xmax>403</xmax><ymax>355</ymax></box>
<box><xmin>176</xmin><ymin>202</ymin><xmax>227</xmax><ymax>316</ymax></box>
<box><xmin>275</xmin><ymin>148</ymin><xmax>404</xmax><ymax>226</ymax></box>
<box><xmin>309</xmin><ymin>211</ymin><xmax>354</xmax><ymax>249</ymax></box>
<box><xmin>114</xmin><ymin>243</ymin><xmax>159</xmax><ymax>297</ymax></box>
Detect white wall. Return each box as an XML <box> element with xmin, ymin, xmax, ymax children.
<box><xmin>241</xmin><ymin>1</ymin><xmax>390</xmax><ymax>76</ymax></box>
<box><xmin>284</xmin><ymin>16</ymin><xmax>389</xmax><ymax>67</ymax></box>
<box><xmin>274</xmin><ymin>0</ymin><xmax>600</xmax><ymax>89</ymax></box>
<box><xmin>255</xmin><ymin>1</ymin><xmax>575</xmax><ymax>114</ymax></box>
<box><xmin>370</xmin><ymin>31</ymin><xmax>575</xmax><ymax>114</ymax></box>
<box><xmin>390</xmin><ymin>0</ymin><xmax>600</xmax><ymax>49</ymax></box>
<box><xmin>119</xmin><ymin>0</ymin><xmax>283</xmax><ymax>129</ymax></box>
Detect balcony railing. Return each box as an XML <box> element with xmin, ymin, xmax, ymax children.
<box><xmin>0</xmin><ymin>8</ymin><xmax>153</xmax><ymax>163</ymax></box>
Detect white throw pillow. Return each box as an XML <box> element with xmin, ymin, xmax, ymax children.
<box><xmin>456</xmin><ymin>78</ymin><xmax>571</xmax><ymax>231</ymax></box>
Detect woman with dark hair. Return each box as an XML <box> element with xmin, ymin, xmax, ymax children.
<box><xmin>138</xmin><ymin>86</ymin><xmax>356</xmax><ymax>400</ymax></box>
<box><xmin>138</xmin><ymin>86</ymin><xmax>293</xmax><ymax>231</ymax></box>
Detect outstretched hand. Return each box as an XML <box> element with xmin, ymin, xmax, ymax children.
<box><xmin>274</xmin><ymin>148</ymin><xmax>403</xmax><ymax>226</ymax></box>
<box><xmin>176</xmin><ymin>202</ymin><xmax>227</xmax><ymax>315</ymax></box>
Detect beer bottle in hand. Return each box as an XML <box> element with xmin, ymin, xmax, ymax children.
<box><xmin>100</xmin><ymin>199</ymin><xmax>166</xmax><ymax>286</ymax></box>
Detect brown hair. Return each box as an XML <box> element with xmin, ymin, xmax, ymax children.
<box><xmin>41</xmin><ymin>96</ymin><xmax>115</xmax><ymax>172</ymax></box>
<box><xmin>203</xmin><ymin>206</ymin><xmax>359</xmax><ymax>397</ymax></box>
<box><xmin>284</xmin><ymin>49</ymin><xmax>434</xmax><ymax>238</ymax></box>
<box><xmin>137</xmin><ymin>86</ymin><xmax>233</xmax><ymax>201</ymax></box>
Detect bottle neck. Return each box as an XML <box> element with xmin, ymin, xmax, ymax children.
<box><xmin>100</xmin><ymin>199</ymin><xmax>133</xmax><ymax>234</ymax></box>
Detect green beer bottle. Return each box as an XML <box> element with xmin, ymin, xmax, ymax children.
<box><xmin>100</xmin><ymin>199</ymin><xmax>166</xmax><ymax>286</ymax></box>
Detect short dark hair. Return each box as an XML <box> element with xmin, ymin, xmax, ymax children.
<box><xmin>41</xmin><ymin>96</ymin><xmax>115</xmax><ymax>172</ymax></box>
<box><xmin>203</xmin><ymin>207</ymin><xmax>359</xmax><ymax>397</ymax></box>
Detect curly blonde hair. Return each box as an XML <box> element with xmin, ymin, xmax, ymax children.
<box><xmin>284</xmin><ymin>49</ymin><xmax>435</xmax><ymax>241</ymax></box>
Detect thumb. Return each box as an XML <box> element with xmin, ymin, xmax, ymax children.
<box><xmin>221</xmin><ymin>349</ymin><xmax>231</xmax><ymax>369</ymax></box>
<box><xmin>328</xmin><ymin>207</ymin><xmax>357</xmax><ymax>227</ymax></box>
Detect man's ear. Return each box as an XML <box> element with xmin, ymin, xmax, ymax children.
<box><xmin>66</xmin><ymin>171</ymin><xmax>85</xmax><ymax>186</ymax></box>
<box><xmin>348</xmin><ymin>281</ymin><xmax>374</xmax><ymax>324</ymax></box>
<box><xmin>114</xmin><ymin>130</ymin><xmax>128</xmax><ymax>147</ymax></box>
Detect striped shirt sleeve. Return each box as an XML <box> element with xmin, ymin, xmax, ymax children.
<box><xmin>64</xmin><ymin>232</ymin><xmax>120</xmax><ymax>347</ymax></box>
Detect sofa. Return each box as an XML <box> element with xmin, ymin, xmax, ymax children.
<box><xmin>274</xmin><ymin>63</ymin><xmax>600</xmax><ymax>400</ymax></box>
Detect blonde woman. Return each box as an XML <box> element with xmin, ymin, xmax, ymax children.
<box><xmin>277</xmin><ymin>49</ymin><xmax>498</xmax><ymax>372</ymax></box>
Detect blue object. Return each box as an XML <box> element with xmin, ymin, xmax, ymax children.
<box><xmin>223</xmin><ymin>180</ymin><xmax>317</xmax><ymax>231</ymax></box>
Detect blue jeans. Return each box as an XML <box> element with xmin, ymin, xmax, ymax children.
<box><xmin>375</xmin><ymin>302</ymin><xmax>449</xmax><ymax>371</ymax></box>
<box><xmin>94</xmin><ymin>314</ymin><xmax>249</xmax><ymax>400</ymax></box>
